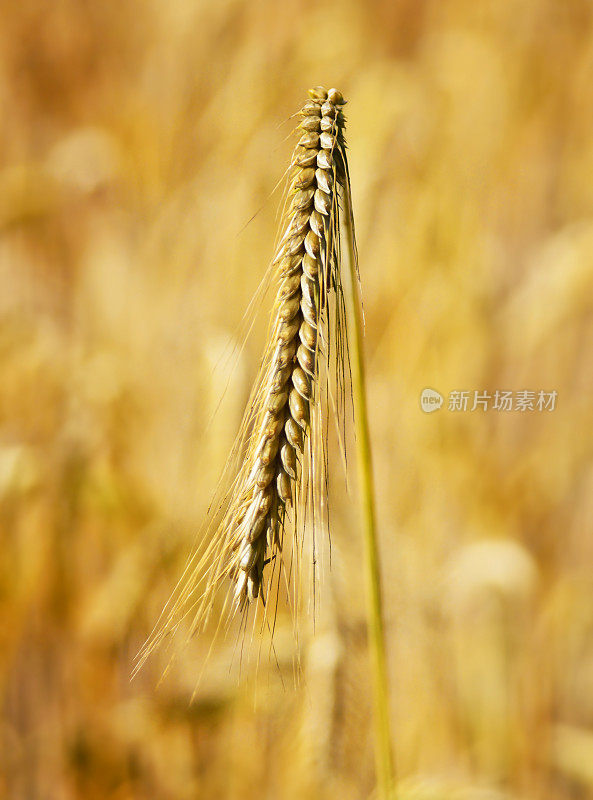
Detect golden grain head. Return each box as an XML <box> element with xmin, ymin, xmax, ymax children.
<box><xmin>134</xmin><ymin>87</ymin><xmax>355</xmax><ymax>674</ymax></box>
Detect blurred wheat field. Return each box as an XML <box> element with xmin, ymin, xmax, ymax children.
<box><xmin>2</xmin><ymin>1</ymin><xmax>593</xmax><ymax>798</ymax></box>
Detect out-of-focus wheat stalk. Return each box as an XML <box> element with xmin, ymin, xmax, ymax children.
<box><xmin>134</xmin><ymin>86</ymin><xmax>353</xmax><ymax>676</ymax></box>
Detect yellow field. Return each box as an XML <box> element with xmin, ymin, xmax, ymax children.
<box><xmin>2</xmin><ymin>1</ymin><xmax>593</xmax><ymax>798</ymax></box>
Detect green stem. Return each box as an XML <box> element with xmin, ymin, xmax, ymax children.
<box><xmin>341</xmin><ymin>183</ymin><xmax>396</xmax><ymax>800</ymax></box>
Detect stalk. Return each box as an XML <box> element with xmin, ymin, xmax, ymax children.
<box><xmin>341</xmin><ymin>183</ymin><xmax>396</xmax><ymax>800</ymax></box>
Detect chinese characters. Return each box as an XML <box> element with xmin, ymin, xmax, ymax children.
<box><xmin>446</xmin><ymin>390</ymin><xmax>557</xmax><ymax>412</ymax></box>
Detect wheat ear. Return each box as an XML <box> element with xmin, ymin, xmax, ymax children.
<box><xmin>135</xmin><ymin>86</ymin><xmax>352</xmax><ymax>670</ymax></box>
<box><xmin>228</xmin><ymin>85</ymin><xmax>350</xmax><ymax>606</ymax></box>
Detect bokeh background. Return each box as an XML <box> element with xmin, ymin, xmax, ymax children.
<box><xmin>2</xmin><ymin>1</ymin><xmax>593</xmax><ymax>798</ymax></box>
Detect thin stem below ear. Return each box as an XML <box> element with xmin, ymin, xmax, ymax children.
<box><xmin>340</xmin><ymin>181</ymin><xmax>396</xmax><ymax>800</ymax></box>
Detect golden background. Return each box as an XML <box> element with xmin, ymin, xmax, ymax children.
<box><xmin>2</xmin><ymin>1</ymin><xmax>593</xmax><ymax>798</ymax></box>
